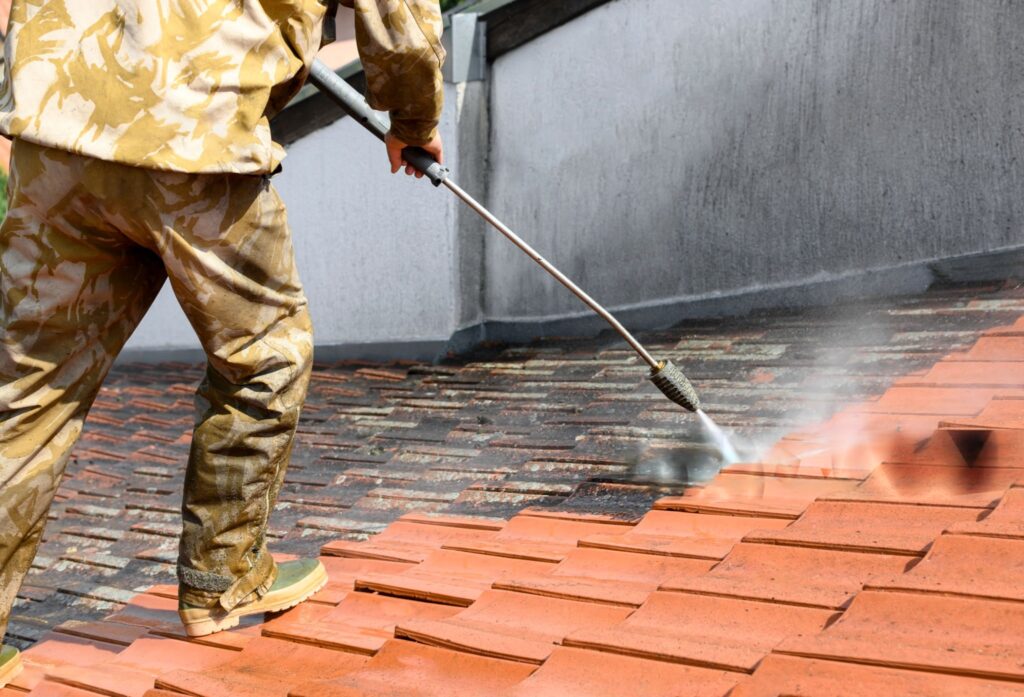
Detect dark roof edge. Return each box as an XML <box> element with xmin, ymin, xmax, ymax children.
<box><xmin>271</xmin><ymin>0</ymin><xmax>616</xmax><ymax>146</ymax></box>
<box><xmin>470</xmin><ymin>0</ymin><xmax>616</xmax><ymax>61</ymax></box>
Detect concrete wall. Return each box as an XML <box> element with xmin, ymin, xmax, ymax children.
<box><xmin>124</xmin><ymin>0</ymin><xmax>1024</xmax><ymax>358</ymax></box>
<box><xmin>483</xmin><ymin>0</ymin><xmax>1024</xmax><ymax>322</ymax></box>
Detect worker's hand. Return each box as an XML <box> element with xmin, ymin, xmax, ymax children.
<box><xmin>385</xmin><ymin>132</ymin><xmax>443</xmax><ymax>178</ymax></box>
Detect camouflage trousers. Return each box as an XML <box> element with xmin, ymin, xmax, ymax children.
<box><xmin>0</xmin><ymin>140</ymin><xmax>314</xmax><ymax>640</ymax></box>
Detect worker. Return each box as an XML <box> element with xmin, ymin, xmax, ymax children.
<box><xmin>0</xmin><ymin>0</ymin><xmax>445</xmax><ymax>684</ymax></box>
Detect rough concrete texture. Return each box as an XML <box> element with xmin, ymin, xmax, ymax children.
<box><xmin>485</xmin><ymin>0</ymin><xmax>1024</xmax><ymax>319</ymax></box>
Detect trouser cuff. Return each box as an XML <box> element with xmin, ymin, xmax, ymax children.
<box><xmin>177</xmin><ymin>550</ymin><xmax>277</xmax><ymax>612</ymax></box>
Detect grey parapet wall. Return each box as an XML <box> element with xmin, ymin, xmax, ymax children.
<box><xmin>120</xmin><ymin>0</ymin><xmax>1024</xmax><ymax>363</ymax></box>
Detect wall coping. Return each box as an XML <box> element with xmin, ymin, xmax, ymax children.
<box><xmin>271</xmin><ymin>0</ymin><xmax>616</xmax><ymax>146</ymax></box>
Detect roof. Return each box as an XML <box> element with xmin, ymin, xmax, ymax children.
<box><xmin>7</xmin><ymin>279</ymin><xmax>1024</xmax><ymax>695</ymax></box>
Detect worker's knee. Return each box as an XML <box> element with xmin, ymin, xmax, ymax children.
<box><xmin>203</xmin><ymin>307</ymin><xmax>313</xmax><ymax>415</ymax></box>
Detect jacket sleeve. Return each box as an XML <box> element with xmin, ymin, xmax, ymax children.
<box><xmin>346</xmin><ymin>0</ymin><xmax>445</xmax><ymax>145</ymax></box>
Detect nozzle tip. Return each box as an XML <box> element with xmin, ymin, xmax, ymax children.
<box><xmin>649</xmin><ymin>360</ymin><xmax>701</xmax><ymax>412</ymax></box>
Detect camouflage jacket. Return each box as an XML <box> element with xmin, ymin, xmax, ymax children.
<box><xmin>0</xmin><ymin>1</ymin><xmax>445</xmax><ymax>174</ymax></box>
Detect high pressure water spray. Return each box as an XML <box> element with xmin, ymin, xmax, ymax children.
<box><xmin>309</xmin><ymin>60</ymin><xmax>702</xmax><ymax>413</ymax></box>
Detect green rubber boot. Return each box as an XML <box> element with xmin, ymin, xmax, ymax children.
<box><xmin>178</xmin><ymin>559</ymin><xmax>327</xmax><ymax>637</ymax></box>
<box><xmin>0</xmin><ymin>646</ymin><xmax>23</xmax><ymax>688</ymax></box>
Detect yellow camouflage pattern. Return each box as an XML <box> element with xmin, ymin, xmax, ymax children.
<box><xmin>0</xmin><ymin>138</ymin><xmax>314</xmax><ymax>636</ymax></box>
<box><xmin>0</xmin><ymin>0</ymin><xmax>445</xmax><ymax>174</ymax></box>
<box><xmin>346</xmin><ymin>0</ymin><xmax>446</xmax><ymax>145</ymax></box>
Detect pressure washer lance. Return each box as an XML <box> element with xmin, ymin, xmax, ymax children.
<box><xmin>309</xmin><ymin>59</ymin><xmax>701</xmax><ymax>412</ymax></box>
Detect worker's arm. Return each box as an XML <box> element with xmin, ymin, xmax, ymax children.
<box><xmin>344</xmin><ymin>0</ymin><xmax>445</xmax><ymax>176</ymax></box>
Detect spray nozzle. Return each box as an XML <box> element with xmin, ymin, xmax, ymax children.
<box><xmin>649</xmin><ymin>360</ymin><xmax>702</xmax><ymax>412</ymax></box>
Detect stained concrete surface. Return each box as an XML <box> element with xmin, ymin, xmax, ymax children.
<box><xmin>485</xmin><ymin>0</ymin><xmax>1024</xmax><ymax>321</ymax></box>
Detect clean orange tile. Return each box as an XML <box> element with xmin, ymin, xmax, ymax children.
<box><xmin>321</xmin><ymin>519</ymin><xmax>502</xmax><ymax>563</ymax></box>
<box><xmin>900</xmin><ymin>428</ymin><xmax>1024</xmax><ymax>468</ymax></box>
<box><xmin>815</xmin><ymin>412</ymin><xmax>946</xmax><ymax>441</ymax></box>
<box><xmin>578</xmin><ymin>510</ymin><xmax>789</xmax><ymax>559</ymax></box>
<box><xmin>16</xmin><ymin>681</ymin><xmax>107</xmax><ymax>697</ymax></box>
<box><xmin>52</xmin><ymin>620</ymin><xmax>150</xmax><ymax>647</ymax></box>
<box><xmin>290</xmin><ymin>641</ymin><xmax>535</xmax><ymax>697</ymax></box>
<box><xmin>155</xmin><ymin>637</ymin><xmax>368</xmax><ymax>697</ymax></box>
<box><xmin>502</xmin><ymin>647</ymin><xmax>738</xmax><ymax>697</ymax></box>
<box><xmin>853</xmin><ymin>385</ymin><xmax>1024</xmax><ymax>416</ymax></box>
<box><xmin>657</xmin><ymin>474</ymin><xmax>862</xmax><ymax>519</ymax></box>
<box><xmin>263</xmin><ymin>592</ymin><xmax>460</xmax><ymax>654</ymax></box>
<box><xmin>653</xmin><ymin>494</ymin><xmax>801</xmax><ymax>519</ymax></box>
<box><xmin>950</xmin><ymin>484</ymin><xmax>1024</xmax><ymax>537</ymax></box>
<box><xmin>45</xmin><ymin>636</ymin><xmax>235</xmax><ymax>697</ymax></box>
<box><xmin>948</xmin><ymin>336</ymin><xmax>1024</xmax><ymax>362</ymax></box>
<box><xmin>720</xmin><ymin>462</ymin><xmax>867</xmax><ymax>480</ymax></box>
<box><xmin>835</xmin><ymin>462</ymin><xmax>1023</xmax><ymax>508</ymax></box>
<box><xmin>11</xmin><ymin>634</ymin><xmax>126</xmax><ymax>692</ymax></box>
<box><xmin>440</xmin><ymin>515</ymin><xmax>632</xmax><ymax>563</ymax></box>
<box><xmin>565</xmin><ymin>591</ymin><xmax>836</xmax><ymax>672</ymax></box>
<box><xmin>777</xmin><ymin>590</ymin><xmax>1024</xmax><ymax>681</ymax></box>
<box><xmin>354</xmin><ymin>549</ymin><xmax>555</xmax><ymax>606</ymax></box>
<box><xmin>940</xmin><ymin>396</ymin><xmax>1024</xmax><ymax>430</ymax></box>
<box><xmin>496</xmin><ymin>547</ymin><xmax>714</xmax><ymax>607</ymax></box>
<box><xmin>897</xmin><ymin>361</ymin><xmax>1024</xmax><ymax>388</ymax></box>
<box><xmin>20</xmin><ymin>633</ymin><xmax>125</xmax><ymax>669</ymax></box>
<box><xmin>104</xmin><ymin>593</ymin><xmax>180</xmax><ymax>631</ymax></box>
<box><xmin>744</xmin><ymin>500</ymin><xmax>984</xmax><ymax>555</ymax></box>
<box><xmin>661</xmin><ymin>543</ymin><xmax>913</xmax><ymax>609</ymax></box>
<box><xmin>731</xmin><ymin>654</ymin><xmax>1024</xmax><ymax>697</ymax></box>
<box><xmin>315</xmin><ymin>556</ymin><xmax>416</xmax><ymax>604</ymax></box>
<box><xmin>867</xmin><ymin>533</ymin><xmax>1024</xmax><ymax>602</ymax></box>
<box><xmin>396</xmin><ymin>589</ymin><xmax>631</xmax><ymax>664</ymax></box>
